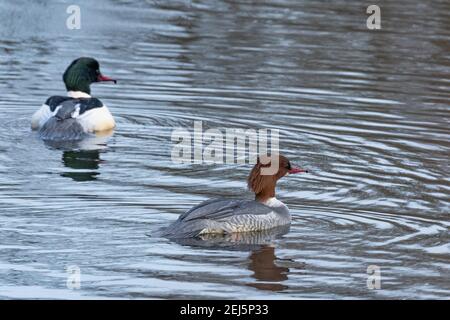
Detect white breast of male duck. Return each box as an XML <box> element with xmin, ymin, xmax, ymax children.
<box><xmin>31</xmin><ymin>90</ymin><xmax>115</xmax><ymax>133</ymax></box>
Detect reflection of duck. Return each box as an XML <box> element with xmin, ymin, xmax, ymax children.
<box><xmin>163</xmin><ymin>226</ymin><xmax>292</xmax><ymax>292</ymax></box>
<box><xmin>42</xmin><ymin>134</ymin><xmax>111</xmax><ymax>182</ymax></box>
<box><xmin>61</xmin><ymin>149</ymin><xmax>101</xmax><ymax>182</ymax></box>
<box><xmin>246</xmin><ymin>246</ymin><xmax>289</xmax><ymax>292</ymax></box>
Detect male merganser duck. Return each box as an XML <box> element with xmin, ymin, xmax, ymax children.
<box><xmin>162</xmin><ymin>155</ymin><xmax>307</xmax><ymax>239</ymax></box>
<box><xmin>31</xmin><ymin>57</ymin><xmax>116</xmax><ymax>140</ymax></box>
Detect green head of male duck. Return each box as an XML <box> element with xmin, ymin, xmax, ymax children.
<box><xmin>62</xmin><ymin>57</ymin><xmax>116</xmax><ymax>94</ymax></box>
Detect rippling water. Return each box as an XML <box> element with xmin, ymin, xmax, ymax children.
<box><xmin>0</xmin><ymin>0</ymin><xmax>449</xmax><ymax>299</ymax></box>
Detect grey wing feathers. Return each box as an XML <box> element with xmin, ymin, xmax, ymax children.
<box><xmin>160</xmin><ymin>199</ymin><xmax>277</xmax><ymax>239</ymax></box>
<box><xmin>178</xmin><ymin>198</ymin><xmax>273</xmax><ymax>222</ymax></box>
<box><xmin>54</xmin><ymin>100</ymin><xmax>79</xmax><ymax>120</ymax></box>
<box><xmin>39</xmin><ymin>118</ymin><xmax>85</xmax><ymax>141</ymax></box>
<box><xmin>160</xmin><ymin>219</ymin><xmax>212</xmax><ymax>239</ymax></box>
<box><xmin>39</xmin><ymin>100</ymin><xmax>85</xmax><ymax>141</ymax></box>
<box><xmin>161</xmin><ymin>199</ymin><xmax>274</xmax><ymax>239</ymax></box>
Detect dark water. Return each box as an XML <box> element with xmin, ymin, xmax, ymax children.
<box><xmin>0</xmin><ymin>0</ymin><xmax>449</xmax><ymax>299</ymax></box>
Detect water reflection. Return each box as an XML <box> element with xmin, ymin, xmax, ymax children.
<box><xmin>246</xmin><ymin>246</ymin><xmax>289</xmax><ymax>292</ymax></box>
<box><xmin>41</xmin><ymin>132</ymin><xmax>112</xmax><ymax>181</ymax></box>
<box><xmin>168</xmin><ymin>226</ymin><xmax>291</xmax><ymax>291</ymax></box>
<box><xmin>61</xmin><ymin>150</ymin><xmax>101</xmax><ymax>182</ymax></box>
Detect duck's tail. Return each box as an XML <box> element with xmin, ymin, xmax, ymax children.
<box><xmin>39</xmin><ymin>104</ymin><xmax>86</xmax><ymax>141</ymax></box>
<box><xmin>160</xmin><ymin>219</ymin><xmax>213</xmax><ymax>239</ymax></box>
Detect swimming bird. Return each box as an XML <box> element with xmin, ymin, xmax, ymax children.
<box><xmin>31</xmin><ymin>57</ymin><xmax>116</xmax><ymax>140</ymax></box>
<box><xmin>162</xmin><ymin>155</ymin><xmax>307</xmax><ymax>238</ymax></box>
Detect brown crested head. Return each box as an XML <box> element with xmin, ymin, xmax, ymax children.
<box><xmin>247</xmin><ymin>154</ymin><xmax>307</xmax><ymax>202</ymax></box>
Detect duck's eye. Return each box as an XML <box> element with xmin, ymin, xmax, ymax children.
<box><xmin>286</xmin><ymin>162</ymin><xmax>291</xmax><ymax>170</ymax></box>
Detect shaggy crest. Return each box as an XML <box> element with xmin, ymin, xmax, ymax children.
<box><xmin>247</xmin><ymin>154</ymin><xmax>292</xmax><ymax>201</ymax></box>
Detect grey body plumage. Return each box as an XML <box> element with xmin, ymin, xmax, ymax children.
<box><xmin>170</xmin><ymin>224</ymin><xmax>291</xmax><ymax>250</ymax></box>
<box><xmin>161</xmin><ymin>198</ymin><xmax>290</xmax><ymax>239</ymax></box>
<box><xmin>39</xmin><ymin>100</ymin><xmax>86</xmax><ymax>141</ymax></box>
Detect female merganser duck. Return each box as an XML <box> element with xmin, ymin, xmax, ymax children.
<box><xmin>162</xmin><ymin>155</ymin><xmax>307</xmax><ymax>239</ymax></box>
<box><xmin>31</xmin><ymin>57</ymin><xmax>116</xmax><ymax>140</ymax></box>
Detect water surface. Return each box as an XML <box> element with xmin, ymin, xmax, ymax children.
<box><xmin>0</xmin><ymin>0</ymin><xmax>449</xmax><ymax>299</ymax></box>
